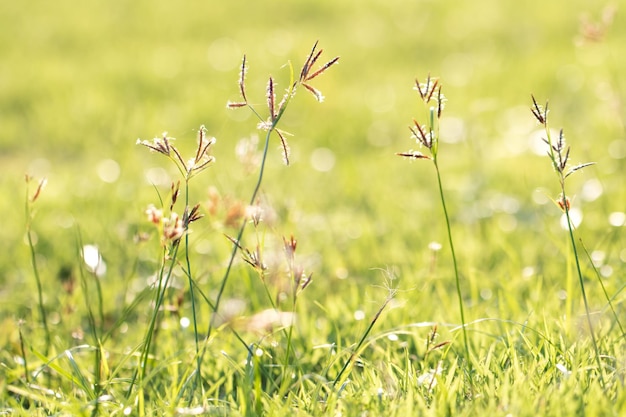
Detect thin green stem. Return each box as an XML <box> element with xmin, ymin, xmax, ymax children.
<box><xmin>206</xmin><ymin>126</ymin><xmax>273</xmax><ymax>341</ymax></box>
<box><xmin>25</xmin><ymin>196</ymin><xmax>51</xmax><ymax>356</ymax></box>
<box><xmin>127</xmin><ymin>243</ymin><xmax>180</xmax><ymax>398</ymax></box>
<box><xmin>433</xmin><ymin>159</ymin><xmax>471</xmax><ymax>374</ymax></box>
<box><xmin>333</xmin><ymin>293</ymin><xmax>394</xmax><ymax>387</ymax></box>
<box><xmin>562</xmin><ymin>194</ymin><xmax>606</xmax><ymax>388</ymax></box>
<box><xmin>182</xmin><ymin>179</ymin><xmax>203</xmax><ymax>402</ymax></box>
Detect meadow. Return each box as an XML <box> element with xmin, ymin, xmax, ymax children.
<box><xmin>1</xmin><ymin>0</ymin><xmax>625</xmax><ymax>415</ymax></box>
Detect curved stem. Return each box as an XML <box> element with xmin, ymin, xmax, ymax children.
<box><xmin>206</xmin><ymin>127</ymin><xmax>273</xmax><ymax>340</ymax></box>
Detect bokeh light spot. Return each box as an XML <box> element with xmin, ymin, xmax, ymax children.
<box><xmin>310</xmin><ymin>147</ymin><xmax>336</xmax><ymax>172</ymax></box>
<box><xmin>97</xmin><ymin>159</ymin><xmax>120</xmax><ymax>183</ymax></box>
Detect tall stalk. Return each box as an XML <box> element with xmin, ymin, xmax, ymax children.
<box><xmin>530</xmin><ymin>95</ymin><xmax>605</xmax><ymax>387</ymax></box>
<box><xmin>207</xmin><ymin>42</ymin><xmax>339</xmax><ymax>341</ymax></box>
<box><xmin>24</xmin><ymin>176</ymin><xmax>51</xmax><ymax>356</ymax></box>
<box><xmin>132</xmin><ymin>126</ymin><xmax>216</xmax><ymax>401</ymax></box>
<box><xmin>397</xmin><ymin>76</ymin><xmax>472</xmax><ymax>373</ymax></box>
<box><xmin>433</xmin><ymin>159</ymin><xmax>471</xmax><ymax>369</ymax></box>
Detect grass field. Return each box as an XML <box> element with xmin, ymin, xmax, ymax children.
<box><xmin>1</xmin><ymin>0</ymin><xmax>625</xmax><ymax>415</ymax></box>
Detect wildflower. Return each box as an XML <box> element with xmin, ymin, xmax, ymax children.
<box><xmin>146</xmin><ymin>204</ymin><xmax>163</xmax><ymax>225</ymax></box>
<box><xmin>163</xmin><ymin>212</ymin><xmax>184</xmax><ymax>241</ymax></box>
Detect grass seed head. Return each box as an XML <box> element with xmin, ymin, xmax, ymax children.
<box><xmin>531</xmin><ymin>95</ymin><xmax>549</xmax><ymax>125</ymax></box>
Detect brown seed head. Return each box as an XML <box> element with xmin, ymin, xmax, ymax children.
<box><xmin>531</xmin><ymin>95</ymin><xmax>548</xmax><ymax>125</ymax></box>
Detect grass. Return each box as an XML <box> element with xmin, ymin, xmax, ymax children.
<box><xmin>1</xmin><ymin>0</ymin><xmax>626</xmax><ymax>415</ymax></box>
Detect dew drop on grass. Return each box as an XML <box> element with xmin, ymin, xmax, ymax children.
<box><xmin>180</xmin><ymin>317</ymin><xmax>190</xmax><ymax>329</ymax></box>
<box><xmin>387</xmin><ymin>333</ymin><xmax>399</xmax><ymax>342</ymax></box>
<box><xmin>557</xmin><ymin>290</ymin><xmax>567</xmax><ymax>300</ymax></box>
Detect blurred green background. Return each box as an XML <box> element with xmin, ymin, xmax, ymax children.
<box><xmin>1</xmin><ymin>0</ymin><xmax>624</xmax><ymax>329</ymax></box>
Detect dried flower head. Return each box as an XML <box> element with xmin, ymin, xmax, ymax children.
<box><xmin>531</xmin><ymin>95</ymin><xmax>549</xmax><ymax>125</ymax></box>
<box><xmin>398</xmin><ymin>75</ymin><xmax>446</xmax><ymax>162</ymax></box>
<box><xmin>557</xmin><ymin>194</ymin><xmax>571</xmax><ymax>212</ymax></box>
<box><xmin>531</xmin><ymin>96</ymin><xmax>595</xmax><ymax>181</ymax></box>
<box><xmin>146</xmin><ymin>204</ymin><xmax>163</xmax><ymax>225</ymax></box>
<box><xmin>410</xmin><ymin>120</ymin><xmax>433</xmax><ymax>149</ymax></box>
<box><xmin>163</xmin><ymin>212</ymin><xmax>184</xmax><ymax>242</ymax></box>
<box><xmin>283</xmin><ymin>235</ymin><xmax>297</xmax><ymax>263</ymax></box>
<box><xmin>414</xmin><ymin>75</ymin><xmax>440</xmax><ymax>103</ymax></box>
<box><xmin>267</xmin><ymin>77</ymin><xmax>277</xmax><ymax>121</ymax></box>
<box><xmin>577</xmin><ymin>5</ymin><xmax>616</xmax><ymax>43</ymax></box>
<box><xmin>396</xmin><ymin>151</ymin><xmax>431</xmax><ymax>160</ymax></box>
<box><xmin>137</xmin><ymin>126</ymin><xmax>215</xmax><ymax>178</ymax></box>
<box><xmin>26</xmin><ymin>175</ymin><xmax>48</xmax><ymax>203</ymax></box>
<box><xmin>185</xmin><ymin>203</ymin><xmax>204</xmax><ymax>225</ymax></box>
<box><xmin>243</xmin><ymin>245</ymin><xmax>266</xmax><ymax>272</ymax></box>
<box><xmin>187</xmin><ymin>125</ymin><xmax>216</xmax><ymax>175</ymax></box>
<box><xmin>227</xmin><ymin>42</ymin><xmax>337</xmax><ymax>167</ymax></box>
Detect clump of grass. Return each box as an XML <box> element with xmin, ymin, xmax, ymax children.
<box><xmin>397</xmin><ymin>76</ymin><xmax>472</xmax><ymax>377</ymax></box>
<box><xmin>134</xmin><ymin>127</ymin><xmax>216</xmax><ymax>400</ymax></box>
<box><xmin>530</xmin><ymin>95</ymin><xmax>605</xmax><ymax>387</ymax></box>
<box><xmin>209</xmin><ymin>41</ymin><xmax>339</xmax><ymax>340</ymax></box>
